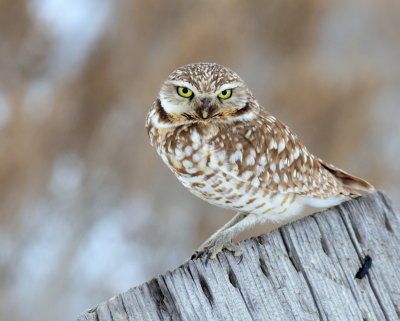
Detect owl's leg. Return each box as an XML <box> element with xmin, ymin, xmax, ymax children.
<box><xmin>191</xmin><ymin>212</ymin><xmax>248</xmax><ymax>260</ymax></box>
<box><xmin>193</xmin><ymin>212</ymin><xmax>260</xmax><ymax>263</ymax></box>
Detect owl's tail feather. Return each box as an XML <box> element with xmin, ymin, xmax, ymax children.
<box><xmin>320</xmin><ymin>160</ymin><xmax>375</xmax><ymax>196</ymax></box>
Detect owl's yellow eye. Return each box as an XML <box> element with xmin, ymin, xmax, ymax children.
<box><xmin>218</xmin><ymin>89</ymin><xmax>232</xmax><ymax>100</ymax></box>
<box><xmin>177</xmin><ymin>87</ymin><xmax>193</xmax><ymax>98</ymax></box>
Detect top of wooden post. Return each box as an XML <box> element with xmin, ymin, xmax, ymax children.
<box><xmin>75</xmin><ymin>191</ymin><xmax>400</xmax><ymax>321</ymax></box>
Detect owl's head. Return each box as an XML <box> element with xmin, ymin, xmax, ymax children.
<box><xmin>156</xmin><ymin>63</ymin><xmax>259</xmax><ymax>126</ymax></box>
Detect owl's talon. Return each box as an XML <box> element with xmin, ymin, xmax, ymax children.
<box><xmin>236</xmin><ymin>253</ymin><xmax>244</xmax><ymax>265</ymax></box>
<box><xmin>191</xmin><ymin>250</ymin><xmax>205</xmax><ymax>260</ymax></box>
<box><xmin>194</xmin><ymin>237</ymin><xmax>242</xmax><ymax>266</ymax></box>
<box><xmin>224</xmin><ymin>243</ymin><xmax>242</xmax><ymax>257</ymax></box>
<box><xmin>205</xmin><ymin>252</ymin><xmax>213</xmax><ymax>266</ymax></box>
<box><xmin>205</xmin><ymin>241</ymin><xmax>242</xmax><ymax>265</ymax></box>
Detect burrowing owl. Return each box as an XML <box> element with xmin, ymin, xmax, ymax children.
<box><xmin>146</xmin><ymin>63</ymin><xmax>374</xmax><ymax>262</ymax></box>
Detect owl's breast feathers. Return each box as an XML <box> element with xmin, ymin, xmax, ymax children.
<box><xmin>147</xmin><ymin>103</ymin><xmax>373</xmax><ymax>201</ymax></box>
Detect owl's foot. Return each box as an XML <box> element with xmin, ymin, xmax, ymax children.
<box><xmin>191</xmin><ymin>233</ymin><xmax>242</xmax><ymax>265</ymax></box>
<box><xmin>205</xmin><ymin>241</ymin><xmax>242</xmax><ymax>266</ymax></box>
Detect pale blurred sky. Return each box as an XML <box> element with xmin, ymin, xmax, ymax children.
<box><xmin>30</xmin><ymin>0</ymin><xmax>112</xmax><ymax>78</ymax></box>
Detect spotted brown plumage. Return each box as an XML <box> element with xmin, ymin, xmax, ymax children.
<box><xmin>146</xmin><ymin>63</ymin><xmax>374</xmax><ymax>261</ymax></box>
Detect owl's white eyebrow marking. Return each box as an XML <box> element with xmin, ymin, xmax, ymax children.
<box><xmin>219</xmin><ymin>82</ymin><xmax>242</xmax><ymax>92</ymax></box>
<box><xmin>166</xmin><ymin>80</ymin><xmax>198</xmax><ymax>93</ymax></box>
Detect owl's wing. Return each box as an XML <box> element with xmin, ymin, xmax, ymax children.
<box><xmin>317</xmin><ymin>159</ymin><xmax>374</xmax><ymax>196</ymax></box>
<box><xmin>212</xmin><ymin>112</ymin><xmax>372</xmax><ymax>199</ymax></box>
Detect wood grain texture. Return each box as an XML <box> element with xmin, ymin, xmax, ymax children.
<box><xmin>75</xmin><ymin>191</ymin><xmax>400</xmax><ymax>321</ymax></box>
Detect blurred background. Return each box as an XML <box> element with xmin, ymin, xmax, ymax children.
<box><xmin>0</xmin><ymin>0</ymin><xmax>399</xmax><ymax>320</ymax></box>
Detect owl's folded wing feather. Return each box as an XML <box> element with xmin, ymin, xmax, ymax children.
<box><xmin>211</xmin><ymin>111</ymin><xmax>373</xmax><ymax>199</ymax></box>
<box><xmin>318</xmin><ymin>160</ymin><xmax>374</xmax><ymax>196</ymax></box>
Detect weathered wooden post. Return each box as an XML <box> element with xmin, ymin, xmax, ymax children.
<box><xmin>75</xmin><ymin>191</ymin><xmax>400</xmax><ymax>321</ymax></box>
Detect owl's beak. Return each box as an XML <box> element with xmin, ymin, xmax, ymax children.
<box><xmin>196</xmin><ymin>98</ymin><xmax>215</xmax><ymax>119</ymax></box>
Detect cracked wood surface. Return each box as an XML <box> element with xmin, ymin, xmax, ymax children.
<box><xmin>75</xmin><ymin>191</ymin><xmax>400</xmax><ymax>321</ymax></box>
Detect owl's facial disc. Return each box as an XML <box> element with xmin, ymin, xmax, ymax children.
<box><xmin>159</xmin><ymin>77</ymin><xmax>251</xmax><ymax>124</ymax></box>
<box><xmin>159</xmin><ymin>81</ymin><xmax>197</xmax><ymax>116</ymax></box>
